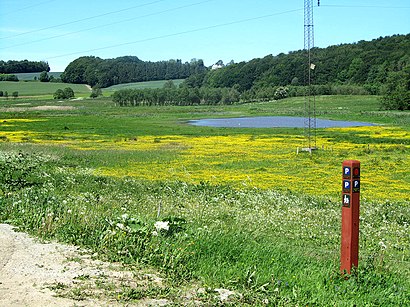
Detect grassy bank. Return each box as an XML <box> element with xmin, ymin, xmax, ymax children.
<box><xmin>0</xmin><ymin>95</ymin><xmax>409</xmax><ymax>304</ymax></box>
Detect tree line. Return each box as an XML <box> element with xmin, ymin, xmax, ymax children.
<box><xmin>112</xmin><ymin>82</ymin><xmax>240</xmax><ymax>106</ymax></box>
<box><xmin>112</xmin><ymin>82</ymin><xmax>379</xmax><ymax>107</ymax></box>
<box><xmin>0</xmin><ymin>60</ymin><xmax>50</xmax><ymax>73</ymax></box>
<box><xmin>61</xmin><ymin>56</ymin><xmax>206</xmax><ymax>88</ymax></box>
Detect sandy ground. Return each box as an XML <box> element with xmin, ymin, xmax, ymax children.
<box><xmin>0</xmin><ymin>224</ymin><xmax>168</xmax><ymax>306</ymax></box>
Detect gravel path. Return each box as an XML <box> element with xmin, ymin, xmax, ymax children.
<box><xmin>0</xmin><ymin>224</ymin><xmax>167</xmax><ymax>306</ymax></box>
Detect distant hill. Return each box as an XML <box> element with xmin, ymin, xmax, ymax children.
<box><xmin>189</xmin><ymin>34</ymin><xmax>410</xmax><ymax>92</ymax></box>
<box><xmin>0</xmin><ymin>60</ymin><xmax>50</xmax><ymax>74</ymax></box>
<box><xmin>61</xmin><ymin>34</ymin><xmax>409</xmax><ymax>92</ymax></box>
<box><xmin>61</xmin><ymin>56</ymin><xmax>206</xmax><ymax>88</ymax></box>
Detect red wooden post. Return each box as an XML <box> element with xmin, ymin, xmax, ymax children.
<box><xmin>341</xmin><ymin>160</ymin><xmax>360</xmax><ymax>274</ymax></box>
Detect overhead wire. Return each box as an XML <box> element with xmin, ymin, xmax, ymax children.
<box><xmin>320</xmin><ymin>4</ymin><xmax>410</xmax><ymax>9</ymax></box>
<box><xmin>0</xmin><ymin>0</ymin><xmax>216</xmax><ymax>50</ymax></box>
<box><xmin>2</xmin><ymin>2</ymin><xmax>408</xmax><ymax>63</ymax></box>
<box><xmin>0</xmin><ymin>0</ymin><xmax>168</xmax><ymax>40</ymax></box>
<box><xmin>46</xmin><ymin>8</ymin><xmax>303</xmax><ymax>60</ymax></box>
<box><xmin>0</xmin><ymin>0</ymin><xmax>60</xmax><ymax>16</ymax></box>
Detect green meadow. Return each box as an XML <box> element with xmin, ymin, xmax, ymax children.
<box><xmin>0</xmin><ymin>80</ymin><xmax>90</xmax><ymax>97</ymax></box>
<box><xmin>102</xmin><ymin>79</ymin><xmax>185</xmax><ymax>93</ymax></box>
<box><xmin>13</xmin><ymin>72</ymin><xmax>63</xmax><ymax>81</ymax></box>
<box><xmin>0</xmin><ymin>79</ymin><xmax>185</xmax><ymax>98</ymax></box>
<box><xmin>0</xmin><ymin>93</ymin><xmax>409</xmax><ymax>305</ymax></box>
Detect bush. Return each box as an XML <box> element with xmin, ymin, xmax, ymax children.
<box><xmin>90</xmin><ymin>87</ymin><xmax>102</xmax><ymax>98</ymax></box>
<box><xmin>53</xmin><ymin>89</ymin><xmax>65</xmax><ymax>99</ymax></box>
<box><xmin>53</xmin><ymin>87</ymin><xmax>75</xmax><ymax>99</ymax></box>
<box><xmin>380</xmin><ymin>91</ymin><xmax>410</xmax><ymax>111</ymax></box>
<box><xmin>380</xmin><ymin>67</ymin><xmax>410</xmax><ymax>110</ymax></box>
<box><xmin>39</xmin><ymin>71</ymin><xmax>49</xmax><ymax>82</ymax></box>
<box><xmin>0</xmin><ymin>74</ymin><xmax>18</xmax><ymax>81</ymax></box>
<box><xmin>274</xmin><ymin>86</ymin><xmax>289</xmax><ymax>100</ymax></box>
<box><xmin>63</xmin><ymin>87</ymin><xmax>75</xmax><ymax>99</ymax></box>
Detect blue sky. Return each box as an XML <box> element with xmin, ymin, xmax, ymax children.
<box><xmin>0</xmin><ymin>0</ymin><xmax>409</xmax><ymax>71</ymax></box>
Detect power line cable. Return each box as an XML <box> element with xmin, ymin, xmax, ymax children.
<box><xmin>0</xmin><ymin>0</ymin><xmax>167</xmax><ymax>40</ymax></box>
<box><xmin>47</xmin><ymin>8</ymin><xmax>303</xmax><ymax>60</ymax></box>
<box><xmin>0</xmin><ymin>0</ymin><xmax>215</xmax><ymax>50</ymax></box>
<box><xmin>320</xmin><ymin>4</ymin><xmax>410</xmax><ymax>9</ymax></box>
<box><xmin>0</xmin><ymin>0</ymin><xmax>60</xmax><ymax>16</ymax></box>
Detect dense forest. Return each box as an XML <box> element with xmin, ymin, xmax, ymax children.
<box><xmin>187</xmin><ymin>34</ymin><xmax>410</xmax><ymax>92</ymax></box>
<box><xmin>0</xmin><ymin>60</ymin><xmax>50</xmax><ymax>73</ymax></box>
<box><xmin>61</xmin><ymin>56</ymin><xmax>206</xmax><ymax>87</ymax></box>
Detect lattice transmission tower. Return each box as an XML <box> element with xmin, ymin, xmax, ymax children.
<box><xmin>303</xmin><ymin>0</ymin><xmax>318</xmax><ymax>151</ymax></box>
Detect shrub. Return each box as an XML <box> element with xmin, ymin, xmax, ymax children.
<box><xmin>63</xmin><ymin>87</ymin><xmax>75</xmax><ymax>99</ymax></box>
<box><xmin>53</xmin><ymin>89</ymin><xmax>65</xmax><ymax>99</ymax></box>
<box><xmin>0</xmin><ymin>74</ymin><xmax>18</xmax><ymax>81</ymax></box>
<box><xmin>39</xmin><ymin>71</ymin><xmax>50</xmax><ymax>82</ymax></box>
<box><xmin>53</xmin><ymin>87</ymin><xmax>75</xmax><ymax>99</ymax></box>
<box><xmin>90</xmin><ymin>87</ymin><xmax>102</xmax><ymax>98</ymax></box>
<box><xmin>274</xmin><ymin>86</ymin><xmax>289</xmax><ymax>100</ymax></box>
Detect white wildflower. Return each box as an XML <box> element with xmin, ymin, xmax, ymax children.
<box><xmin>154</xmin><ymin>221</ymin><xmax>170</xmax><ymax>231</ymax></box>
<box><xmin>121</xmin><ymin>213</ymin><xmax>129</xmax><ymax>220</ymax></box>
<box><xmin>116</xmin><ymin>223</ymin><xmax>125</xmax><ymax>230</ymax></box>
<box><xmin>379</xmin><ymin>241</ymin><xmax>387</xmax><ymax>250</ymax></box>
<box><xmin>152</xmin><ymin>230</ymin><xmax>159</xmax><ymax>236</ymax></box>
<box><xmin>67</xmin><ymin>209</ymin><xmax>72</xmax><ymax>214</ymax></box>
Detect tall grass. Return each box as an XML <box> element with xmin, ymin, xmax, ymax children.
<box><xmin>0</xmin><ymin>149</ymin><xmax>408</xmax><ymax>305</ymax></box>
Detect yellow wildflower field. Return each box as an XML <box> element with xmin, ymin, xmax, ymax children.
<box><xmin>1</xmin><ymin>123</ymin><xmax>408</xmax><ymax>202</ymax></box>
<box><xmin>96</xmin><ymin>132</ymin><xmax>408</xmax><ymax>202</ymax></box>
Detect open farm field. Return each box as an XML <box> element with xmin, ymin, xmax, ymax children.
<box><xmin>14</xmin><ymin>72</ymin><xmax>63</xmax><ymax>81</ymax></box>
<box><xmin>0</xmin><ymin>95</ymin><xmax>409</xmax><ymax>305</ymax></box>
<box><xmin>103</xmin><ymin>79</ymin><xmax>185</xmax><ymax>92</ymax></box>
<box><xmin>0</xmin><ymin>81</ymin><xmax>90</xmax><ymax>97</ymax></box>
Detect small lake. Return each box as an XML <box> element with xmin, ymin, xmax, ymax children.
<box><xmin>188</xmin><ymin>116</ymin><xmax>376</xmax><ymax>128</ymax></box>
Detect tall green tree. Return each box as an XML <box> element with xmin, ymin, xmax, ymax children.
<box><xmin>380</xmin><ymin>64</ymin><xmax>410</xmax><ymax>110</ymax></box>
<box><xmin>39</xmin><ymin>71</ymin><xmax>49</xmax><ymax>82</ymax></box>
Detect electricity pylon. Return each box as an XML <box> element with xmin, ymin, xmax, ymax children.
<box><xmin>303</xmin><ymin>0</ymin><xmax>317</xmax><ymax>151</ymax></box>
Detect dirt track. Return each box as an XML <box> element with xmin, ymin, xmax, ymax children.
<box><xmin>0</xmin><ymin>224</ymin><xmax>168</xmax><ymax>306</ymax></box>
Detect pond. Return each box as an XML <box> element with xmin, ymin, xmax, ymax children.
<box><xmin>188</xmin><ymin>116</ymin><xmax>376</xmax><ymax>128</ymax></box>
